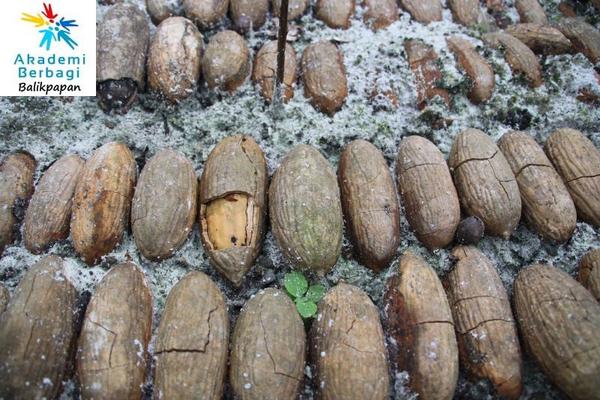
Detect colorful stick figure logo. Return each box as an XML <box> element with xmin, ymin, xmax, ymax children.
<box><xmin>21</xmin><ymin>3</ymin><xmax>78</xmax><ymax>50</ymax></box>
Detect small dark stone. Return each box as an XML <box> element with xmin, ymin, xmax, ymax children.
<box><xmin>455</xmin><ymin>216</ymin><xmax>485</xmax><ymax>245</ymax></box>
<box><xmin>97</xmin><ymin>79</ymin><xmax>138</xmax><ymax>114</ymax></box>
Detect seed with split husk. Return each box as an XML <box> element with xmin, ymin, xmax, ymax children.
<box><xmin>498</xmin><ymin>130</ymin><xmax>576</xmax><ymax>242</ymax></box>
<box><xmin>579</xmin><ymin>248</ymin><xmax>600</xmax><ymax>301</ymax></box>
<box><xmin>230</xmin><ymin>288</ymin><xmax>305</xmax><ymax>399</ymax></box>
<box><xmin>383</xmin><ymin>251</ymin><xmax>459</xmax><ymax>400</ymax></box>
<box><xmin>0</xmin><ymin>151</ymin><xmax>36</xmax><ymax>256</ymax></box>
<box><xmin>0</xmin><ymin>256</ymin><xmax>79</xmax><ymax>400</ymax></box>
<box><xmin>455</xmin><ymin>216</ymin><xmax>485</xmax><ymax>245</ymax></box>
<box><xmin>269</xmin><ymin>145</ymin><xmax>343</xmax><ymax>275</ymax></box>
<box><xmin>154</xmin><ymin>271</ymin><xmax>229</xmax><ymax>399</ymax></box>
<box><xmin>448</xmin><ymin>0</ymin><xmax>483</xmax><ymax>27</ymax></box>
<box><xmin>447</xmin><ymin>36</ymin><xmax>495</xmax><ymax>104</ymax></box>
<box><xmin>252</xmin><ymin>40</ymin><xmax>296</xmax><ymax>103</ymax></box>
<box><xmin>316</xmin><ymin>0</ymin><xmax>355</xmax><ymax>29</ymax></box>
<box><xmin>199</xmin><ymin>136</ymin><xmax>268</xmax><ymax>286</ymax></box>
<box><xmin>514</xmin><ymin>264</ymin><xmax>600</xmax><ymax>400</ymax></box>
<box><xmin>311</xmin><ymin>283</ymin><xmax>390</xmax><ymax>399</ymax></box>
<box><xmin>77</xmin><ymin>262</ymin><xmax>153</xmax><ymax>399</ymax></box>
<box><xmin>230</xmin><ymin>0</ymin><xmax>269</xmax><ymax>31</ymax></box>
<box><xmin>545</xmin><ymin>128</ymin><xmax>600</xmax><ymax>228</ymax></box>
<box><xmin>202</xmin><ymin>30</ymin><xmax>251</xmax><ymax>93</ymax></box>
<box><xmin>147</xmin><ymin>0</ymin><xmax>180</xmax><ymax>24</ymax></box>
<box><xmin>97</xmin><ymin>3</ymin><xmax>149</xmax><ymax>114</ymax></box>
<box><xmin>515</xmin><ymin>0</ymin><xmax>548</xmax><ymax>23</ymax></box>
<box><xmin>272</xmin><ymin>0</ymin><xmax>308</xmax><ymax>20</ymax></box>
<box><xmin>505</xmin><ymin>23</ymin><xmax>573</xmax><ymax>55</ymax></box>
<box><xmin>555</xmin><ymin>17</ymin><xmax>600</xmax><ymax>65</ymax></box>
<box><xmin>148</xmin><ymin>17</ymin><xmax>203</xmax><ymax>102</ymax></box>
<box><xmin>404</xmin><ymin>40</ymin><xmax>451</xmax><ymax>109</ymax></box>
<box><xmin>399</xmin><ymin>0</ymin><xmax>442</xmax><ymax>23</ymax></box>
<box><xmin>338</xmin><ymin>140</ymin><xmax>400</xmax><ymax>271</ymax></box>
<box><xmin>446</xmin><ymin>246</ymin><xmax>523</xmax><ymax>399</ymax></box>
<box><xmin>183</xmin><ymin>0</ymin><xmax>229</xmax><ymax>29</ymax></box>
<box><xmin>131</xmin><ymin>149</ymin><xmax>197</xmax><ymax>261</ymax></box>
<box><xmin>23</xmin><ymin>154</ymin><xmax>84</xmax><ymax>254</ymax></box>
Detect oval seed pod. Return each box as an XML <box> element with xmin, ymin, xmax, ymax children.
<box><xmin>338</xmin><ymin>140</ymin><xmax>400</xmax><ymax>271</ymax></box>
<box><xmin>449</xmin><ymin>129</ymin><xmax>522</xmax><ymax>239</ymax></box>
<box><xmin>0</xmin><ymin>283</ymin><xmax>8</xmax><ymax>314</ymax></box>
<box><xmin>363</xmin><ymin>0</ymin><xmax>398</xmax><ymax>30</ymax></box>
<box><xmin>0</xmin><ymin>152</ymin><xmax>36</xmax><ymax>256</ymax></box>
<box><xmin>77</xmin><ymin>262</ymin><xmax>153</xmax><ymax>399</ymax></box>
<box><xmin>514</xmin><ymin>264</ymin><xmax>600</xmax><ymax>400</ymax></box>
<box><xmin>132</xmin><ymin>149</ymin><xmax>197</xmax><ymax>261</ymax></box>
<box><xmin>383</xmin><ymin>251</ymin><xmax>459</xmax><ymax>400</ymax></box>
<box><xmin>505</xmin><ymin>23</ymin><xmax>573</xmax><ymax>55</ymax></box>
<box><xmin>545</xmin><ymin>128</ymin><xmax>600</xmax><ymax>227</ymax></box>
<box><xmin>448</xmin><ymin>0</ymin><xmax>483</xmax><ymax>27</ymax></box>
<box><xmin>230</xmin><ymin>0</ymin><xmax>269</xmax><ymax>31</ymax></box>
<box><xmin>516</xmin><ymin>0</ymin><xmax>548</xmax><ymax>23</ymax></box>
<box><xmin>97</xmin><ymin>3</ymin><xmax>150</xmax><ymax>114</ymax></box>
<box><xmin>0</xmin><ymin>256</ymin><xmax>79</xmax><ymax>400</ymax></box>
<box><xmin>252</xmin><ymin>40</ymin><xmax>296</xmax><ymax>103</ymax></box>
<box><xmin>446</xmin><ymin>246</ymin><xmax>523</xmax><ymax>399</ymax></box>
<box><xmin>482</xmin><ymin>32</ymin><xmax>542</xmax><ymax>88</ymax></box>
<box><xmin>154</xmin><ymin>272</ymin><xmax>229</xmax><ymax>399</ymax></box>
<box><xmin>498</xmin><ymin>131</ymin><xmax>576</xmax><ymax>242</ymax></box>
<box><xmin>272</xmin><ymin>0</ymin><xmax>308</xmax><ymax>20</ymax></box>
<box><xmin>71</xmin><ymin>142</ymin><xmax>136</xmax><ymax>265</ymax></box>
<box><xmin>202</xmin><ymin>30</ymin><xmax>251</xmax><ymax>93</ymax></box>
<box><xmin>311</xmin><ymin>283</ymin><xmax>389</xmax><ymax>399</ymax></box>
<box><xmin>579</xmin><ymin>248</ymin><xmax>600</xmax><ymax>301</ymax></box>
<box><xmin>148</xmin><ymin>17</ymin><xmax>203</xmax><ymax>102</ymax></box>
<box><xmin>230</xmin><ymin>288</ymin><xmax>305</xmax><ymax>400</ymax></box>
<box><xmin>301</xmin><ymin>41</ymin><xmax>348</xmax><ymax>116</ymax></box>
<box><xmin>269</xmin><ymin>145</ymin><xmax>343</xmax><ymax>275</ymax></box>
<box><xmin>23</xmin><ymin>154</ymin><xmax>84</xmax><ymax>254</ymax></box>
<box><xmin>396</xmin><ymin>136</ymin><xmax>460</xmax><ymax>250</ymax></box>
<box><xmin>399</xmin><ymin>0</ymin><xmax>442</xmax><ymax>24</ymax></box>
<box><xmin>404</xmin><ymin>40</ymin><xmax>451</xmax><ymax>109</ymax></box>
<box><xmin>316</xmin><ymin>0</ymin><xmax>355</xmax><ymax>29</ymax></box>
<box><xmin>183</xmin><ymin>0</ymin><xmax>229</xmax><ymax>29</ymax></box>
<box><xmin>147</xmin><ymin>0</ymin><xmax>180</xmax><ymax>25</ymax></box>
<box><xmin>447</xmin><ymin>36</ymin><xmax>495</xmax><ymax>104</ymax></box>
<box><xmin>199</xmin><ymin>135</ymin><xmax>267</xmax><ymax>286</ymax></box>
<box><xmin>555</xmin><ymin>18</ymin><xmax>600</xmax><ymax>65</ymax></box>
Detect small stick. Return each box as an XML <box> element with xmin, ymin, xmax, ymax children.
<box><xmin>276</xmin><ymin>0</ymin><xmax>289</xmax><ymax>93</ymax></box>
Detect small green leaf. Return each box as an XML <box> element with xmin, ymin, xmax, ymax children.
<box><xmin>284</xmin><ymin>271</ymin><xmax>308</xmax><ymax>299</ymax></box>
<box><xmin>305</xmin><ymin>284</ymin><xmax>326</xmax><ymax>303</ymax></box>
<box><xmin>295</xmin><ymin>299</ymin><xmax>318</xmax><ymax>319</ymax></box>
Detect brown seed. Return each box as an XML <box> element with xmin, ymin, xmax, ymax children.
<box><xmin>505</xmin><ymin>23</ymin><xmax>573</xmax><ymax>55</ymax></box>
<box><xmin>316</xmin><ymin>0</ymin><xmax>355</xmax><ymax>29</ymax></box>
<box><xmin>555</xmin><ymin>17</ymin><xmax>600</xmax><ymax>65</ymax></box>
<box><xmin>301</xmin><ymin>41</ymin><xmax>348</xmax><ymax>116</ymax></box>
<box><xmin>230</xmin><ymin>288</ymin><xmax>305</xmax><ymax>399</ymax></box>
<box><xmin>23</xmin><ymin>154</ymin><xmax>84</xmax><ymax>254</ymax></box>
<box><xmin>449</xmin><ymin>129</ymin><xmax>522</xmax><ymax>239</ymax></box>
<box><xmin>154</xmin><ymin>271</ymin><xmax>229</xmax><ymax>399</ymax></box>
<box><xmin>272</xmin><ymin>0</ymin><xmax>308</xmax><ymax>20</ymax></box>
<box><xmin>338</xmin><ymin>140</ymin><xmax>400</xmax><ymax>271</ymax></box>
<box><xmin>230</xmin><ymin>0</ymin><xmax>269</xmax><ymax>31</ymax></box>
<box><xmin>399</xmin><ymin>0</ymin><xmax>442</xmax><ymax>24</ymax></box>
<box><xmin>199</xmin><ymin>136</ymin><xmax>268</xmax><ymax>286</ymax></box>
<box><xmin>545</xmin><ymin>128</ymin><xmax>600</xmax><ymax>227</ymax></box>
<box><xmin>77</xmin><ymin>262</ymin><xmax>153</xmax><ymax>399</ymax></box>
<box><xmin>97</xmin><ymin>3</ymin><xmax>150</xmax><ymax>114</ymax></box>
<box><xmin>498</xmin><ymin>131</ymin><xmax>576</xmax><ymax>242</ymax></box>
<box><xmin>0</xmin><ymin>256</ymin><xmax>79</xmax><ymax>400</ymax></box>
<box><xmin>514</xmin><ymin>264</ymin><xmax>600</xmax><ymax>400</ymax></box>
<box><xmin>131</xmin><ymin>149</ymin><xmax>197</xmax><ymax>261</ymax></box>
<box><xmin>183</xmin><ymin>0</ymin><xmax>229</xmax><ymax>29</ymax></box>
<box><xmin>0</xmin><ymin>283</ymin><xmax>8</xmax><ymax>314</ymax></box>
<box><xmin>311</xmin><ymin>283</ymin><xmax>390</xmax><ymax>400</ymax></box>
<box><xmin>203</xmin><ymin>30</ymin><xmax>251</xmax><ymax>93</ymax></box>
<box><xmin>482</xmin><ymin>32</ymin><xmax>542</xmax><ymax>88</ymax></box>
<box><xmin>448</xmin><ymin>0</ymin><xmax>483</xmax><ymax>27</ymax></box>
<box><xmin>558</xmin><ymin>1</ymin><xmax>578</xmax><ymax>18</ymax></box>
<box><xmin>363</xmin><ymin>0</ymin><xmax>398</xmax><ymax>29</ymax></box>
<box><xmin>383</xmin><ymin>251</ymin><xmax>459</xmax><ymax>400</ymax></box>
<box><xmin>404</xmin><ymin>40</ymin><xmax>451</xmax><ymax>109</ymax></box>
<box><xmin>0</xmin><ymin>152</ymin><xmax>36</xmax><ymax>256</ymax></box>
<box><xmin>515</xmin><ymin>0</ymin><xmax>548</xmax><ymax>24</ymax></box>
<box><xmin>148</xmin><ymin>17</ymin><xmax>203</xmax><ymax>102</ymax></box>
<box><xmin>455</xmin><ymin>216</ymin><xmax>485</xmax><ymax>245</ymax></box>
<box><xmin>269</xmin><ymin>145</ymin><xmax>343</xmax><ymax>275</ymax></box>
<box><xmin>446</xmin><ymin>246</ymin><xmax>523</xmax><ymax>399</ymax></box>
<box><xmin>579</xmin><ymin>248</ymin><xmax>600</xmax><ymax>301</ymax></box>
<box><xmin>71</xmin><ymin>142</ymin><xmax>137</xmax><ymax>265</ymax></box>
<box><xmin>396</xmin><ymin>136</ymin><xmax>460</xmax><ymax>250</ymax></box>
<box><xmin>146</xmin><ymin>0</ymin><xmax>179</xmax><ymax>24</ymax></box>
<box><xmin>252</xmin><ymin>40</ymin><xmax>297</xmax><ymax>103</ymax></box>
<box><xmin>447</xmin><ymin>36</ymin><xmax>495</xmax><ymax>104</ymax></box>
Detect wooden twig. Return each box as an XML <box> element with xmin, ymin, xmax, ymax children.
<box><xmin>276</xmin><ymin>0</ymin><xmax>289</xmax><ymax>92</ymax></box>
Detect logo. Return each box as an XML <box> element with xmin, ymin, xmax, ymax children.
<box><xmin>21</xmin><ymin>2</ymin><xmax>78</xmax><ymax>50</ymax></box>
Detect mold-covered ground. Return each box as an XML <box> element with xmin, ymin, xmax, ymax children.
<box><xmin>1</xmin><ymin>0</ymin><xmax>599</xmax><ymax>399</ymax></box>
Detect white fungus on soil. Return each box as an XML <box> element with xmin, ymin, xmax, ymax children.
<box><xmin>0</xmin><ymin>0</ymin><xmax>599</xmax><ymax>399</ymax></box>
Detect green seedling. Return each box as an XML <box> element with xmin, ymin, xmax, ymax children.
<box><xmin>284</xmin><ymin>271</ymin><xmax>326</xmax><ymax>319</ymax></box>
